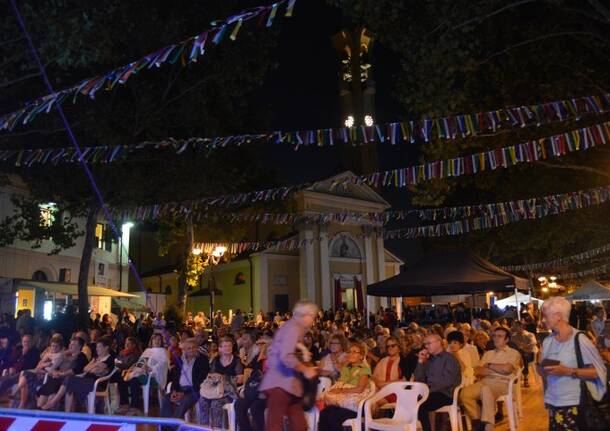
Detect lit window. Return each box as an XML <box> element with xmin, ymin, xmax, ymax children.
<box><xmin>39</xmin><ymin>203</ymin><xmax>56</xmax><ymax>227</ymax></box>
<box><xmin>95</xmin><ymin>223</ymin><xmax>104</xmax><ymax>248</ymax></box>
<box><xmin>43</xmin><ymin>300</ymin><xmax>53</xmax><ymax>321</ymax></box>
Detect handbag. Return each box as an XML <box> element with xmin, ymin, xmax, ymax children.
<box><xmin>321</xmin><ymin>381</ymin><xmax>375</xmax><ymax>412</ymax></box>
<box><xmin>574</xmin><ymin>332</ymin><xmax>610</xmax><ymax>430</ymax></box>
<box><xmin>200</xmin><ymin>373</ymin><xmax>225</xmax><ymax>400</ymax></box>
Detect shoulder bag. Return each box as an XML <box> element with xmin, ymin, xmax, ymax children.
<box><xmin>574</xmin><ymin>332</ymin><xmax>610</xmax><ymax>430</ymax></box>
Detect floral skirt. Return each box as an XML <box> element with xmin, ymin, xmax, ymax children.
<box><xmin>548</xmin><ymin>405</ymin><xmax>583</xmax><ymax>431</ymax></box>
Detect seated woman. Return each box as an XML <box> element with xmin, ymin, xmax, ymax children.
<box><xmin>198</xmin><ymin>336</ymin><xmax>244</xmax><ymax>428</ymax></box>
<box><xmin>42</xmin><ymin>336</ymin><xmax>115</xmax><ymax>412</ymax></box>
<box><xmin>318</xmin><ymin>333</ymin><xmax>347</xmax><ymax>382</ymax></box>
<box><xmin>235</xmin><ymin>335</ymin><xmax>270</xmax><ymax>431</ymax></box>
<box><xmin>13</xmin><ymin>334</ymin><xmax>65</xmax><ymax>408</ymax></box>
<box><xmin>318</xmin><ymin>340</ymin><xmax>373</xmax><ymax>431</ymax></box>
<box><xmin>446</xmin><ymin>330</ymin><xmax>474</xmax><ymax>385</ymax></box>
<box><xmin>36</xmin><ymin>337</ymin><xmax>88</xmax><ymax>409</ymax></box>
<box><xmin>121</xmin><ymin>333</ymin><xmax>170</xmax><ymax>415</ymax></box>
<box><xmin>372</xmin><ymin>335</ymin><xmax>405</xmax><ymax>394</ymax></box>
<box><xmin>113</xmin><ymin>336</ymin><xmax>142</xmax><ymax>414</ymax></box>
<box><xmin>302</xmin><ymin>332</ymin><xmax>320</xmax><ymax>362</ymax></box>
<box><xmin>473</xmin><ymin>330</ymin><xmax>491</xmax><ymax>357</ymax></box>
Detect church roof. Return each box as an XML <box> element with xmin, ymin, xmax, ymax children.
<box><xmin>304</xmin><ymin>171</ymin><xmax>390</xmax><ymax>208</ymax></box>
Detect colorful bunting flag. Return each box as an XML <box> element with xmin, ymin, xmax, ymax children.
<box><xmin>0</xmin><ymin>0</ymin><xmax>295</xmax><ymax>132</ymax></box>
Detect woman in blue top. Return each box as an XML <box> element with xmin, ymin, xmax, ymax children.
<box><xmin>539</xmin><ymin>296</ymin><xmax>607</xmax><ymax>430</ymax></box>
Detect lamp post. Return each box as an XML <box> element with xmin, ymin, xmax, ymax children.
<box><xmin>209</xmin><ymin>246</ymin><xmax>226</xmax><ymax>328</ymax></box>
<box><xmin>191</xmin><ymin>245</ymin><xmax>227</xmax><ymax>329</ymax></box>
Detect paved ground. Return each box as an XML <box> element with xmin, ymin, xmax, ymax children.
<box><xmin>496</xmin><ymin>377</ymin><xmax>547</xmax><ymax>431</ymax></box>
<box><xmin>2</xmin><ymin>378</ymin><xmax>549</xmax><ymax>430</ymax></box>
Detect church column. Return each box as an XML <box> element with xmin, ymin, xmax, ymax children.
<box><xmin>299</xmin><ymin>223</ymin><xmax>316</xmax><ymax>302</ymax></box>
<box><xmin>319</xmin><ymin>223</ymin><xmax>331</xmax><ymax>310</ymax></box>
<box><xmin>362</xmin><ymin>225</ymin><xmax>376</xmax><ymax>314</ymax></box>
<box><xmin>253</xmin><ymin>253</ymin><xmax>269</xmax><ymax>312</ymax></box>
<box><xmin>375</xmin><ymin>228</ymin><xmax>391</xmax><ymax>309</ymax></box>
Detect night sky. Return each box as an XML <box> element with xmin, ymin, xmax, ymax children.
<box><xmin>257</xmin><ymin>0</ymin><xmax>419</xmax><ymax>262</ymax></box>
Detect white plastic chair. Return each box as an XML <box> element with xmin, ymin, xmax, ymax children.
<box><xmin>342</xmin><ymin>382</ymin><xmax>377</xmax><ymax>431</ymax></box>
<box><xmin>86</xmin><ymin>368</ymin><xmax>118</xmax><ymax>414</ymax></box>
<box><xmin>223</xmin><ymin>401</ymin><xmax>236</xmax><ymax>431</ymax></box>
<box><xmin>305</xmin><ymin>376</ymin><xmax>333</xmax><ymax>431</ymax></box>
<box><xmin>142</xmin><ymin>373</ymin><xmax>163</xmax><ymax>416</ymax></box>
<box><xmin>430</xmin><ymin>382</ymin><xmax>465</xmax><ymax>431</ymax></box>
<box><xmin>363</xmin><ymin>381</ymin><xmax>429</xmax><ymax>431</ymax></box>
<box><xmin>496</xmin><ymin>369</ymin><xmax>522</xmax><ymax>431</ymax></box>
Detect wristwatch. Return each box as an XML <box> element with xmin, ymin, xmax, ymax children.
<box><xmin>571</xmin><ymin>368</ymin><xmax>578</xmax><ymax>378</ymax></box>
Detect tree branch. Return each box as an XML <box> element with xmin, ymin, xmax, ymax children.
<box><xmin>0</xmin><ymin>36</ymin><xmax>25</xmax><ymax>49</ymax></box>
<box><xmin>586</xmin><ymin>0</ymin><xmax>610</xmax><ymax>23</ymax></box>
<box><xmin>0</xmin><ymin>127</ymin><xmax>66</xmax><ymax>139</ymax></box>
<box><xmin>436</xmin><ymin>0</ymin><xmax>538</xmax><ymax>35</ymax></box>
<box><xmin>0</xmin><ymin>71</ymin><xmax>42</xmax><ymax>89</ymax></box>
<box><xmin>478</xmin><ymin>31</ymin><xmax>609</xmax><ymax>65</ymax></box>
<box><xmin>536</xmin><ymin>160</ymin><xmax>610</xmax><ymax>179</ymax></box>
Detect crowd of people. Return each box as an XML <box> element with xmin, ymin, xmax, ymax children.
<box><xmin>0</xmin><ymin>298</ymin><xmax>608</xmax><ymax>431</ymax></box>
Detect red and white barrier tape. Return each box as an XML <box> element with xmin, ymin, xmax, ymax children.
<box><xmin>0</xmin><ymin>415</ymin><xmax>135</xmax><ymax>431</ymax></box>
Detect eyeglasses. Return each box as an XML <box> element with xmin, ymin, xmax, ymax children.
<box><xmin>348</xmin><ymin>350</ymin><xmax>363</xmax><ymax>355</ymax></box>
<box><xmin>386</xmin><ymin>343</ymin><xmax>398</xmax><ymax>348</ymax></box>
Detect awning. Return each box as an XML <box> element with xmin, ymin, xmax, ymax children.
<box><xmin>567</xmin><ymin>280</ymin><xmax>610</xmax><ymax>301</ymax></box>
<box><xmin>112</xmin><ymin>296</ymin><xmax>148</xmax><ymax>311</ymax></box>
<box><xmin>16</xmin><ymin>280</ymin><xmax>138</xmax><ymax>298</ymax></box>
<box><xmin>495</xmin><ymin>292</ymin><xmax>543</xmax><ymax>309</ymax></box>
<box><xmin>367</xmin><ymin>252</ymin><xmax>529</xmax><ymax>297</ymax></box>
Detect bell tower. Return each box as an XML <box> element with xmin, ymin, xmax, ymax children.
<box><xmin>332</xmin><ymin>28</ymin><xmax>378</xmax><ymax>175</ymax></box>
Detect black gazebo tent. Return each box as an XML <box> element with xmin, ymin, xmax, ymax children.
<box><xmin>367</xmin><ymin>252</ymin><xmax>529</xmax><ymax>297</ymax></box>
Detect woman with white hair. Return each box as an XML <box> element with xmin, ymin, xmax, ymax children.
<box><xmin>539</xmin><ymin>296</ymin><xmax>607</xmax><ymax>430</ymax></box>
<box><xmin>258</xmin><ymin>299</ymin><xmax>319</xmax><ymax>431</ymax></box>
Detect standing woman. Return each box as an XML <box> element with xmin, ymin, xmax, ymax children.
<box><xmin>540</xmin><ymin>296</ymin><xmax>607</xmax><ymax>430</ymax></box>
<box><xmin>258</xmin><ymin>300</ymin><xmax>319</xmax><ymax>431</ymax></box>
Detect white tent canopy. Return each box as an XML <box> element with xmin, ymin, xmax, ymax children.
<box><xmin>495</xmin><ymin>291</ymin><xmax>543</xmax><ymax>309</ymax></box>
<box><xmin>567</xmin><ymin>280</ymin><xmax>610</xmax><ymax>302</ymax></box>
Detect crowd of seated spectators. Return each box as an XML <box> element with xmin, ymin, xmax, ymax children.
<box><xmin>0</xmin><ymin>298</ymin><xmax>606</xmax><ymax>431</ymax></box>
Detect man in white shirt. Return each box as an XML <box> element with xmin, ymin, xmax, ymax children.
<box><xmin>460</xmin><ymin>327</ymin><xmax>522</xmax><ymax>431</ymax></box>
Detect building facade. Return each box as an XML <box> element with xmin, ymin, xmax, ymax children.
<box><xmin>0</xmin><ymin>176</ymin><xmax>133</xmax><ymax>318</ymax></box>
<box><xmin>176</xmin><ymin>172</ymin><xmax>403</xmax><ymax>315</ymax></box>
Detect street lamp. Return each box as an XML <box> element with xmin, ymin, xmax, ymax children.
<box><xmin>190</xmin><ymin>245</ymin><xmax>227</xmax><ymax>327</ymax></box>
<box><xmin>209</xmin><ymin>246</ymin><xmax>226</xmax><ymax>326</ymax></box>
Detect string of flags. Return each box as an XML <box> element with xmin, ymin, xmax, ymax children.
<box><xmin>0</xmin><ymin>0</ymin><xmax>296</xmax><ymax>132</ymax></box>
<box><xmin>119</xmin><ymin>92</ymin><xmax>610</xmax><ymax>149</ymax></box>
<box><xmin>382</xmin><ymin>185</ymin><xmax>610</xmax><ymax>240</ymax></box>
<box><xmin>187</xmin><ymin>185</ymin><xmax>610</xmax><ymax>252</ymax></box>
<box><xmin>109</xmin><ymin>121</ymin><xmax>610</xmax><ymax>218</ymax></box>
<box><xmin>116</xmin><ymin>184</ymin><xmax>610</xmax><ymax>227</ymax></box>
<box><xmin>546</xmin><ymin>263</ymin><xmax>609</xmax><ymax>281</ymax></box>
<box><xmin>501</xmin><ymin>243</ymin><xmax>610</xmax><ymax>272</ymax></box>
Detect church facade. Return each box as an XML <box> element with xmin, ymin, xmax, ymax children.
<box><xmin>180</xmin><ymin>172</ymin><xmax>403</xmax><ymax>315</ymax></box>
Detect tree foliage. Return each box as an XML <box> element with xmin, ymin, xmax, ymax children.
<box><xmin>331</xmin><ymin>0</ymin><xmax>610</xmax><ymax>268</ymax></box>
<box><xmin>0</xmin><ymin>0</ymin><xmax>284</xmax><ymax>322</ymax></box>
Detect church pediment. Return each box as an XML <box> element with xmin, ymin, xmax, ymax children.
<box><xmin>300</xmin><ymin>171</ymin><xmax>390</xmax><ymax>213</ymax></box>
